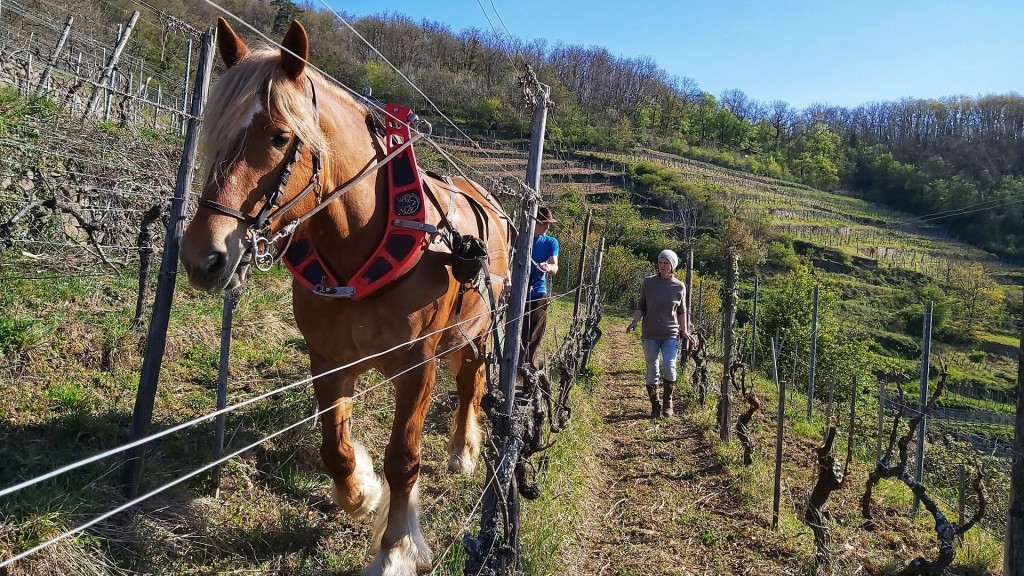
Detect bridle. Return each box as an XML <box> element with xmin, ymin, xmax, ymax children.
<box><xmin>197</xmin><ymin>78</ymin><xmax>323</xmax><ymax>270</ymax></box>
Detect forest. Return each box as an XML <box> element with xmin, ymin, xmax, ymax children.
<box><xmin>14</xmin><ymin>0</ymin><xmax>1015</xmax><ymax>258</ymax></box>
<box><xmin>46</xmin><ymin>0</ymin><xmax>1019</xmax><ymax>261</ymax></box>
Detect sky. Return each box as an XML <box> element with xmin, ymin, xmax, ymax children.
<box><xmin>321</xmin><ymin>0</ymin><xmax>1024</xmax><ymax>110</ymax></box>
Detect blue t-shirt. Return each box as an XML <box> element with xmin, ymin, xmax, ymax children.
<box><xmin>529</xmin><ymin>234</ymin><xmax>559</xmax><ymax>299</ymax></box>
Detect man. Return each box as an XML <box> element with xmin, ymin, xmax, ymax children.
<box><xmin>522</xmin><ymin>205</ymin><xmax>559</xmax><ymax>368</ymax></box>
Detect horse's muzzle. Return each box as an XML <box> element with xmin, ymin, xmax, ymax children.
<box><xmin>181</xmin><ymin>248</ymin><xmax>250</xmax><ymax>293</ymax></box>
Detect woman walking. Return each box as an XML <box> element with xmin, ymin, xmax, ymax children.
<box><xmin>626</xmin><ymin>249</ymin><xmax>697</xmax><ymax>418</ymax></box>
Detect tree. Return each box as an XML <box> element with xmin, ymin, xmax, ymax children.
<box><xmin>271</xmin><ymin>0</ymin><xmax>305</xmax><ymax>35</ymax></box>
<box><xmin>594</xmin><ymin>199</ymin><xmax>671</xmax><ymax>262</ymax></box>
<box><xmin>945</xmin><ymin>263</ymin><xmax>1004</xmax><ymax>337</ymax></box>
<box><xmin>794</xmin><ymin>124</ymin><xmax>842</xmax><ymax>190</ymax></box>
<box><xmin>474</xmin><ymin>97</ymin><xmax>503</xmax><ymax>130</ymax></box>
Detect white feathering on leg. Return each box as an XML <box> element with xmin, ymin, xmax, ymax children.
<box><xmin>368</xmin><ymin>481</ymin><xmax>390</xmax><ymax>555</ymax></box>
<box><xmin>447</xmin><ymin>406</ymin><xmax>481</xmax><ymax>474</ymax></box>
<box><xmin>331</xmin><ymin>441</ymin><xmax>381</xmax><ymax>519</ymax></box>
<box><xmin>407</xmin><ymin>481</ymin><xmax>432</xmax><ymax>569</ymax></box>
<box><xmin>363</xmin><ymin>480</ymin><xmax>432</xmax><ymax>575</ymax></box>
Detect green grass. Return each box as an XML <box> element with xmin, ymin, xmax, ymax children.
<box><xmin>519</xmin><ymin>380</ymin><xmax>601</xmax><ymax>574</ymax></box>
<box><xmin>0</xmin><ymin>315</ymin><xmax>39</xmax><ymax>355</ymax></box>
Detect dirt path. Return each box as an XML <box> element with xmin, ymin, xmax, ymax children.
<box><xmin>576</xmin><ymin>319</ymin><xmax>794</xmax><ymax>576</ymax></box>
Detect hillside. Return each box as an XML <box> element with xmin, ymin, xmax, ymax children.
<box><xmin>0</xmin><ymin>2</ymin><xmax>1021</xmax><ymax>575</ymax></box>
<box><xmin>569</xmin><ymin>321</ymin><xmax>1003</xmax><ymax>576</ymax></box>
<box><xmin>1</xmin><ymin>99</ymin><xmax>1018</xmax><ymax>574</ymax></box>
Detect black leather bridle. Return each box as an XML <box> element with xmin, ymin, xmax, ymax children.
<box><xmin>197</xmin><ymin>79</ymin><xmax>322</xmax><ymax>268</ymax></box>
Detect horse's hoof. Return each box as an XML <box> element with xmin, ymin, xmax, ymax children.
<box><xmin>447</xmin><ymin>453</ymin><xmax>476</xmax><ymax>474</ymax></box>
<box><xmin>362</xmin><ymin>535</ymin><xmax>432</xmax><ymax>576</ymax></box>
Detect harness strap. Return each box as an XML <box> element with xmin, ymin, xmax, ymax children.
<box><xmin>198</xmin><ymin>198</ymin><xmax>252</xmax><ymax>222</ymax></box>
<box><xmin>260</xmin><ymin>80</ymin><xmax>322</xmax><ymax>231</ymax></box>
<box><xmin>453</xmin><ymin>282</ymin><xmax>479</xmax><ymax>359</ymax></box>
<box><xmin>421</xmin><ymin>173</ymin><xmax>459</xmax><ymax>246</ymax></box>
<box><xmin>266</xmin><ymin>152</ymin><xmax>320</xmax><ymax>225</ymax></box>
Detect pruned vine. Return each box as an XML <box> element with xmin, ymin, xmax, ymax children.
<box><xmin>861</xmin><ymin>369</ymin><xmax>987</xmax><ymax>575</ymax></box>
<box><xmin>731</xmin><ymin>361</ymin><xmax>759</xmax><ymax>466</ymax></box>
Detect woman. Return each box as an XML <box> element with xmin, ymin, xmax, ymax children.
<box><xmin>626</xmin><ymin>249</ymin><xmax>697</xmax><ymax>418</ymax></box>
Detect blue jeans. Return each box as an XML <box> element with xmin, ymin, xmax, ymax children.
<box><xmin>642</xmin><ymin>338</ymin><xmax>678</xmax><ymax>388</ymax></box>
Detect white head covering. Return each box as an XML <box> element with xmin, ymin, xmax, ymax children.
<box><xmin>658</xmin><ymin>249</ymin><xmax>679</xmax><ymax>270</ymax></box>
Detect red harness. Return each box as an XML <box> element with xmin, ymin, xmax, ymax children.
<box><xmin>281</xmin><ymin>103</ymin><xmax>434</xmax><ymax>300</ymax></box>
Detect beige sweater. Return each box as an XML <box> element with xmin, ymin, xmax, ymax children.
<box><xmin>637</xmin><ymin>274</ymin><xmax>686</xmax><ymax>340</ymax></box>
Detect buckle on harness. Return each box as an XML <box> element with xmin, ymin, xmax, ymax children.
<box><xmin>393</xmin><ymin>219</ymin><xmax>438</xmax><ymax>233</ymax></box>
<box><xmin>313</xmin><ymin>284</ymin><xmax>356</xmax><ymax>298</ymax></box>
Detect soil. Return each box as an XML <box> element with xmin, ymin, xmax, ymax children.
<box><xmin>569</xmin><ymin>318</ymin><xmax>999</xmax><ymax>576</ymax></box>
<box><xmin>575</xmin><ymin>323</ymin><xmax>790</xmax><ymax>576</ymax></box>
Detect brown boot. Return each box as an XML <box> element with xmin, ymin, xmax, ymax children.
<box><xmin>661</xmin><ymin>380</ymin><xmax>675</xmax><ymax>417</ymax></box>
<box><xmin>646</xmin><ymin>385</ymin><xmax>661</xmax><ymax>419</ymax></box>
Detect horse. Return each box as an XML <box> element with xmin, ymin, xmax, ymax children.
<box><xmin>179</xmin><ymin>18</ymin><xmax>511</xmax><ymax>575</ymax></box>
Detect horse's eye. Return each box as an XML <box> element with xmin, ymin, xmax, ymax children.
<box><xmin>271</xmin><ymin>133</ymin><xmax>291</xmax><ymax>149</ymax></box>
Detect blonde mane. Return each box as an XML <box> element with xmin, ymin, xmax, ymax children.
<box><xmin>200</xmin><ymin>46</ymin><xmax>360</xmax><ymax>182</ymax></box>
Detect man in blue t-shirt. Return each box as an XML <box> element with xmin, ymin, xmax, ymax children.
<box><xmin>522</xmin><ymin>205</ymin><xmax>559</xmax><ymax>368</ymax></box>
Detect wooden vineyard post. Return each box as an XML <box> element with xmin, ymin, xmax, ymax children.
<box><xmin>719</xmin><ymin>249</ymin><xmax>738</xmax><ymax>442</ymax></box>
<box><xmin>807</xmin><ymin>285</ymin><xmax>819</xmax><ymax>420</ymax></box>
<box><xmin>772</xmin><ymin>335</ymin><xmax>785</xmax><ymax>531</ymax></box>
<box><xmin>123</xmin><ymin>29</ymin><xmax>214</xmax><ymax>498</ymax></box>
<box><xmin>1006</xmin><ymin>292</ymin><xmax>1024</xmax><ymax>575</ymax></box>
<box><xmin>913</xmin><ymin>300</ymin><xmax>933</xmax><ymax>513</ymax></box>
<box><xmin>750</xmin><ymin>275</ymin><xmax>758</xmax><ymax>371</ymax></box>
<box><xmin>84</xmin><ymin>12</ymin><xmax>138</xmax><ymax>120</ymax></box>
<box><xmin>36</xmin><ymin>15</ymin><xmax>72</xmax><ymax>95</ymax></box>
<box><xmin>469</xmin><ymin>83</ymin><xmax>550</xmax><ymax>575</ymax></box>
<box><xmin>212</xmin><ymin>291</ymin><xmax>238</xmax><ymax>497</ymax></box>
<box><xmin>572</xmin><ymin>209</ymin><xmax>592</xmax><ymax>320</ymax></box>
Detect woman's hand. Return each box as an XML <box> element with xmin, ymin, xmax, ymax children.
<box><xmin>626</xmin><ymin>319</ymin><xmax>638</xmax><ymax>333</ymax></box>
<box><xmin>681</xmin><ymin>331</ymin><xmax>697</xmax><ymax>346</ymax></box>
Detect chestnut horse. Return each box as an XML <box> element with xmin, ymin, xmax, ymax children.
<box><xmin>179</xmin><ymin>18</ymin><xmax>510</xmax><ymax>575</ymax></box>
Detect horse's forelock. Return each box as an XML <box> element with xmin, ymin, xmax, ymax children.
<box><xmin>200</xmin><ymin>47</ymin><xmax>333</xmax><ymax>180</ymax></box>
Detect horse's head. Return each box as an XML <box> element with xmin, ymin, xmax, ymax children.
<box><xmin>180</xmin><ymin>17</ymin><xmax>329</xmax><ymax>292</ymax></box>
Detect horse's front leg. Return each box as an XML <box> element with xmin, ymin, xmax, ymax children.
<box><xmin>365</xmin><ymin>359</ymin><xmax>435</xmax><ymax>575</ymax></box>
<box><xmin>311</xmin><ymin>351</ymin><xmax>382</xmax><ymax>519</ymax></box>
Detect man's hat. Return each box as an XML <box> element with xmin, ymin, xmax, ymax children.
<box><xmin>537</xmin><ymin>206</ymin><xmax>557</xmax><ymax>223</ymax></box>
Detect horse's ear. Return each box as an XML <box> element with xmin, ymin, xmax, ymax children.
<box><xmin>280</xmin><ymin>20</ymin><xmax>309</xmax><ymax>81</ymax></box>
<box><xmin>216</xmin><ymin>17</ymin><xmax>248</xmax><ymax>68</ymax></box>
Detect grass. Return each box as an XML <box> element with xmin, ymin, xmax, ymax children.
<box><xmin>519</xmin><ymin>377</ymin><xmax>602</xmax><ymax>574</ymax></box>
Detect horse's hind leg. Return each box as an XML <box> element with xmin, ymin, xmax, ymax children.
<box><xmin>366</xmin><ymin>360</ymin><xmax>435</xmax><ymax>575</ymax></box>
<box><xmin>311</xmin><ymin>352</ymin><xmax>382</xmax><ymax>519</ymax></box>
<box><xmin>446</xmin><ymin>339</ymin><xmax>485</xmax><ymax>473</ymax></box>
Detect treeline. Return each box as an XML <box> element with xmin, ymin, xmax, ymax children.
<box><xmin>19</xmin><ymin>0</ymin><xmax>1023</xmax><ymax>259</ymax></box>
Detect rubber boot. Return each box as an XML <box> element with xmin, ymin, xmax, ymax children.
<box><xmin>661</xmin><ymin>380</ymin><xmax>675</xmax><ymax>417</ymax></box>
<box><xmin>646</xmin><ymin>385</ymin><xmax>661</xmax><ymax>419</ymax></box>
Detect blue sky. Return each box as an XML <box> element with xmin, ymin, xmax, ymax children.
<box><xmin>320</xmin><ymin>0</ymin><xmax>1023</xmax><ymax>110</ymax></box>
